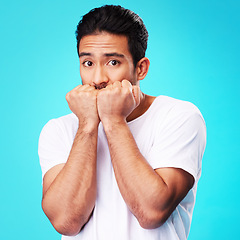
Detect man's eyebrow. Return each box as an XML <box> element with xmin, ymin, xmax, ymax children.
<box><xmin>104</xmin><ymin>53</ymin><xmax>125</xmax><ymax>58</ymax></box>
<box><xmin>79</xmin><ymin>52</ymin><xmax>125</xmax><ymax>58</ymax></box>
<box><xmin>79</xmin><ymin>52</ymin><xmax>92</xmax><ymax>57</ymax></box>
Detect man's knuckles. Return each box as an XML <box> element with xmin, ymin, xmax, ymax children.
<box><xmin>66</xmin><ymin>89</ymin><xmax>97</xmax><ymax>102</ymax></box>
<box><xmin>98</xmin><ymin>88</ymin><xmax>132</xmax><ymax>100</ymax></box>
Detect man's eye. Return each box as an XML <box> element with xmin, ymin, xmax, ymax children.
<box><xmin>83</xmin><ymin>61</ymin><xmax>93</xmax><ymax>67</ymax></box>
<box><xmin>108</xmin><ymin>60</ymin><xmax>119</xmax><ymax>66</ymax></box>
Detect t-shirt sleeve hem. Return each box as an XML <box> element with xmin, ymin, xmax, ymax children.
<box><xmin>41</xmin><ymin>160</ymin><xmax>66</xmax><ymax>179</ymax></box>
<box><xmin>151</xmin><ymin>162</ymin><xmax>199</xmax><ymax>183</ymax></box>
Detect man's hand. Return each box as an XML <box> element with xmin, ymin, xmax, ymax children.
<box><xmin>97</xmin><ymin>80</ymin><xmax>140</xmax><ymax>124</ymax></box>
<box><xmin>66</xmin><ymin>84</ymin><xmax>100</xmax><ymax>126</ymax></box>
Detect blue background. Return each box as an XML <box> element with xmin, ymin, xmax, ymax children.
<box><xmin>0</xmin><ymin>0</ymin><xmax>239</xmax><ymax>239</ymax></box>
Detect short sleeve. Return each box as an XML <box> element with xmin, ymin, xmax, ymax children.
<box><xmin>147</xmin><ymin>104</ymin><xmax>206</xmax><ymax>183</ymax></box>
<box><xmin>38</xmin><ymin>119</ymin><xmax>70</xmax><ymax>180</ymax></box>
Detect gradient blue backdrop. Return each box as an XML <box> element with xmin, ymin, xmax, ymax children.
<box><xmin>0</xmin><ymin>0</ymin><xmax>239</xmax><ymax>239</ymax></box>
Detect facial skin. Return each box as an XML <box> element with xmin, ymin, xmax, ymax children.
<box><xmin>78</xmin><ymin>31</ymin><xmax>139</xmax><ymax>89</ymax></box>
<box><xmin>66</xmin><ymin>31</ymin><xmax>151</xmax><ymax>126</ymax></box>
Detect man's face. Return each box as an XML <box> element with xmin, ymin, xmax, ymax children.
<box><xmin>78</xmin><ymin>32</ymin><xmax>138</xmax><ymax>89</ymax></box>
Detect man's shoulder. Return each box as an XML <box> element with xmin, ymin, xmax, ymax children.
<box><xmin>40</xmin><ymin>113</ymin><xmax>78</xmax><ymax>136</ymax></box>
<box><xmin>155</xmin><ymin>95</ymin><xmax>196</xmax><ymax>108</ymax></box>
<box><xmin>150</xmin><ymin>95</ymin><xmax>205</xmax><ymax>127</ymax></box>
<box><xmin>155</xmin><ymin>95</ymin><xmax>202</xmax><ymax>115</ymax></box>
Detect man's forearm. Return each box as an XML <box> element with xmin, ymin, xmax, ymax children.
<box><xmin>102</xmin><ymin>120</ymin><xmax>169</xmax><ymax>229</ymax></box>
<box><xmin>42</xmin><ymin>123</ymin><xmax>98</xmax><ymax>235</ymax></box>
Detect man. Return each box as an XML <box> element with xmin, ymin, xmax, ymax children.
<box><xmin>38</xmin><ymin>5</ymin><xmax>206</xmax><ymax>240</ymax></box>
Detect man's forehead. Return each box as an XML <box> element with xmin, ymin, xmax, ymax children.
<box><xmin>79</xmin><ymin>32</ymin><xmax>129</xmax><ymax>51</ymax></box>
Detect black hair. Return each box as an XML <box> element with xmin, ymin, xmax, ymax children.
<box><xmin>75</xmin><ymin>5</ymin><xmax>148</xmax><ymax>67</ymax></box>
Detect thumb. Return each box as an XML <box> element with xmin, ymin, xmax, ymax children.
<box><xmin>132</xmin><ymin>86</ymin><xmax>141</xmax><ymax>106</ymax></box>
<box><xmin>121</xmin><ymin>80</ymin><xmax>132</xmax><ymax>92</ymax></box>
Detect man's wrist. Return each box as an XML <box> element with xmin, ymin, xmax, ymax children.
<box><xmin>101</xmin><ymin>116</ymin><xmax>127</xmax><ymax>133</ymax></box>
<box><xmin>78</xmin><ymin>120</ymin><xmax>99</xmax><ymax>135</ymax></box>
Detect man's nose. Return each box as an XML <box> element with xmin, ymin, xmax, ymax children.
<box><xmin>93</xmin><ymin>66</ymin><xmax>109</xmax><ymax>89</ymax></box>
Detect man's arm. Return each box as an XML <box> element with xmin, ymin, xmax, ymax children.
<box><xmin>102</xmin><ymin>121</ymin><xmax>194</xmax><ymax>229</ymax></box>
<box><xmin>41</xmin><ymin>85</ymin><xmax>99</xmax><ymax>236</ymax></box>
<box><xmin>97</xmin><ymin>80</ymin><xmax>194</xmax><ymax>229</ymax></box>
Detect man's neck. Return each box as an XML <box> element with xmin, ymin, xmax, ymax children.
<box><xmin>126</xmin><ymin>93</ymin><xmax>156</xmax><ymax>122</ymax></box>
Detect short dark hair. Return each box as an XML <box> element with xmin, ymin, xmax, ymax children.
<box><xmin>75</xmin><ymin>5</ymin><xmax>148</xmax><ymax>67</ymax></box>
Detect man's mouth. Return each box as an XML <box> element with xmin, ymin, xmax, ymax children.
<box><xmin>94</xmin><ymin>82</ymin><xmax>108</xmax><ymax>90</ymax></box>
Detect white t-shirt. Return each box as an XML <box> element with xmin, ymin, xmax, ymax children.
<box><xmin>38</xmin><ymin>95</ymin><xmax>206</xmax><ymax>240</ymax></box>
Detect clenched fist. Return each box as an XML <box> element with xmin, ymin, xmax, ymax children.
<box><xmin>66</xmin><ymin>84</ymin><xmax>100</xmax><ymax>127</ymax></box>
<box><xmin>97</xmin><ymin>80</ymin><xmax>140</xmax><ymax>125</ymax></box>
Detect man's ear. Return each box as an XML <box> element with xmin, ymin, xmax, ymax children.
<box><xmin>136</xmin><ymin>57</ymin><xmax>150</xmax><ymax>80</ymax></box>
